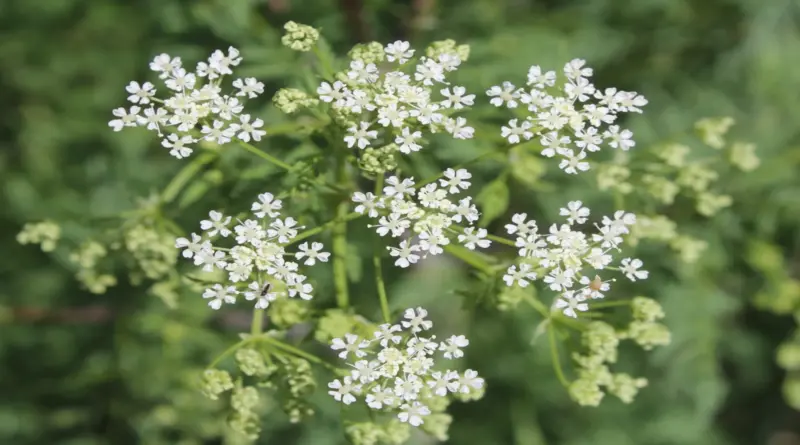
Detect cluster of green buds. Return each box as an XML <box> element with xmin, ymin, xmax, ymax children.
<box><xmin>628</xmin><ymin>215</ymin><xmax>709</xmax><ymax>264</ymax></box>
<box><xmin>281</xmin><ymin>21</ymin><xmax>320</xmax><ymax>52</ymax></box>
<box><xmin>272</xmin><ymin>88</ymin><xmax>319</xmax><ymax>114</ymax></box>
<box><xmin>569</xmin><ymin>297</ymin><xmax>670</xmax><ymax>406</ymax></box>
<box><xmin>17</xmin><ymin>220</ymin><xmax>60</xmax><ymax>252</ymax></box>
<box><xmin>123</xmin><ymin>224</ymin><xmax>178</xmax><ymax>282</ymax></box>
<box><xmin>70</xmin><ymin>240</ymin><xmax>117</xmax><ymax>294</ymax></box>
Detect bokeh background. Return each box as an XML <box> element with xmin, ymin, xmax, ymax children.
<box><xmin>2</xmin><ymin>0</ymin><xmax>800</xmax><ymax>444</ymax></box>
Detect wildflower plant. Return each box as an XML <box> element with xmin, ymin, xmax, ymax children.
<box><xmin>17</xmin><ymin>20</ymin><xmax>759</xmax><ymax>444</ymax></box>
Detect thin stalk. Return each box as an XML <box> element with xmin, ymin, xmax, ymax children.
<box><xmin>417</xmin><ymin>151</ymin><xmax>498</xmax><ymax>187</ymax></box>
<box><xmin>374</xmin><ymin>254</ymin><xmax>391</xmax><ymax>323</ymax></box>
<box><xmin>262</xmin><ymin>336</ymin><xmax>338</xmax><ymax>371</ymax></box>
<box><xmin>332</xmin><ymin>149</ymin><xmax>350</xmax><ymax>309</ymax></box>
<box><xmin>251</xmin><ymin>308</ymin><xmax>264</xmax><ymax>336</ymax></box>
<box><xmin>237</xmin><ymin>140</ymin><xmax>293</xmax><ymax>171</ymax></box>
<box><xmin>291</xmin><ymin>211</ymin><xmax>362</xmax><ymax>244</ymax></box>
<box><xmin>548</xmin><ymin>325</ymin><xmax>570</xmax><ymax>387</ymax></box>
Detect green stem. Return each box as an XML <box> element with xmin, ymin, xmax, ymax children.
<box><xmin>262</xmin><ymin>336</ymin><xmax>338</xmax><ymax>371</ymax></box>
<box><xmin>237</xmin><ymin>140</ymin><xmax>294</xmax><ymax>170</ymax></box>
<box><xmin>160</xmin><ymin>152</ymin><xmax>217</xmax><ymax>204</ymax></box>
<box><xmin>548</xmin><ymin>324</ymin><xmax>570</xmax><ymax>387</ymax></box>
<box><xmin>290</xmin><ymin>211</ymin><xmax>362</xmax><ymax>245</ymax></box>
<box><xmin>332</xmin><ymin>151</ymin><xmax>350</xmax><ymax>309</ymax></box>
<box><xmin>372</xmin><ymin>174</ymin><xmax>391</xmax><ymax>323</ymax></box>
<box><xmin>251</xmin><ymin>308</ymin><xmax>264</xmax><ymax>336</ymax></box>
<box><xmin>487</xmin><ymin>233</ymin><xmax>518</xmax><ymax>247</ymax></box>
<box><xmin>589</xmin><ymin>299</ymin><xmax>633</xmax><ymax>308</ymax></box>
<box><xmin>207</xmin><ymin>337</ymin><xmax>254</xmax><ymax>369</ymax></box>
<box><xmin>443</xmin><ymin>244</ymin><xmax>496</xmax><ymax>273</ymax></box>
<box><xmin>374</xmin><ymin>254</ymin><xmax>391</xmax><ymax>323</ymax></box>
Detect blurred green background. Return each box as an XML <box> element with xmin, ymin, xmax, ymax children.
<box><xmin>2</xmin><ymin>0</ymin><xmax>800</xmax><ymax>444</ymax></box>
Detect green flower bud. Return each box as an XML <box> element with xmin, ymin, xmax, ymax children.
<box><xmin>76</xmin><ymin>269</ymin><xmax>117</xmax><ymax>294</ymax></box>
<box><xmin>419</xmin><ymin>413</ymin><xmax>452</xmax><ymax>441</ymax></box>
<box><xmin>696</xmin><ymin>192</ymin><xmax>732</xmax><ymax>217</ymax></box>
<box><xmin>348</xmin><ymin>42</ymin><xmax>386</xmax><ymax>64</ymax></box>
<box><xmin>753</xmin><ymin>279</ymin><xmax>800</xmax><ymax>314</ymax></box>
<box><xmin>656</xmin><ymin>143</ymin><xmax>690</xmax><ymax>168</ymax></box>
<box><xmin>628</xmin><ymin>215</ymin><xmax>677</xmax><ymax>245</ymax></box>
<box><xmin>695</xmin><ymin>116</ymin><xmax>734</xmax><ymax>149</ymax></box>
<box><xmin>228</xmin><ymin>411</ymin><xmax>261</xmax><ymax>441</ymax></box>
<box><xmin>359</xmin><ymin>144</ymin><xmax>398</xmax><ymax>175</ymax></box>
<box><xmin>315</xmin><ymin>309</ymin><xmax>370</xmax><ymax>343</ymax></box>
<box><xmin>17</xmin><ymin>220</ymin><xmax>61</xmax><ymax>252</ymax></box>
<box><xmin>677</xmin><ymin>163</ymin><xmax>718</xmax><ymax>193</ymax></box>
<box><xmin>426</xmin><ymin>39</ymin><xmax>470</xmax><ymax>62</ymax></box>
<box><xmin>631</xmin><ymin>297</ymin><xmax>665</xmax><ymax>323</ymax></box>
<box><xmin>231</xmin><ymin>384</ymin><xmax>260</xmax><ymax>414</ymax></box>
<box><xmin>124</xmin><ymin>225</ymin><xmax>177</xmax><ymax>280</ymax></box>
<box><xmin>777</xmin><ymin>342</ymin><xmax>800</xmax><ymax>370</ymax></box>
<box><xmin>608</xmin><ymin>373</ymin><xmax>648</xmax><ymax>403</ymax></box>
<box><xmin>284</xmin><ymin>358</ymin><xmax>316</xmax><ymax>398</ymax></box>
<box><xmin>281</xmin><ymin>398</ymin><xmax>314</xmax><ymax>423</ymax></box>
<box><xmin>345</xmin><ymin>422</ymin><xmax>385</xmax><ymax>445</ymax></box>
<box><xmin>728</xmin><ymin>141</ymin><xmax>759</xmax><ymax>171</ymax></box>
<box><xmin>497</xmin><ymin>285</ymin><xmax>528</xmax><ymax>311</ymax></box>
<box><xmin>596</xmin><ymin>164</ymin><xmax>633</xmax><ymax>194</ymax></box>
<box><xmin>627</xmin><ymin>321</ymin><xmax>671</xmax><ymax>350</ymax></box>
<box><xmin>568</xmin><ymin>378</ymin><xmax>604</xmax><ymax>407</ymax></box>
<box><xmin>269</xmin><ymin>297</ymin><xmax>311</xmax><ymax>329</ymax></box>
<box><xmin>582</xmin><ymin>321</ymin><xmax>619</xmax><ymax>363</ymax></box>
<box><xmin>382</xmin><ymin>419</ymin><xmax>412</xmax><ymax>444</ymax></box>
<box><xmin>69</xmin><ymin>241</ymin><xmax>107</xmax><ymax>269</ymax></box>
<box><xmin>669</xmin><ymin>235</ymin><xmax>708</xmax><ymax>264</ymax></box>
<box><xmin>272</xmin><ymin>88</ymin><xmax>319</xmax><ymax>114</ymax></box>
<box><xmin>201</xmin><ymin>369</ymin><xmax>234</xmax><ymax>400</ymax></box>
<box><xmin>642</xmin><ymin>174</ymin><xmax>679</xmax><ymax>205</ymax></box>
<box><xmin>281</xmin><ymin>21</ymin><xmax>319</xmax><ymax>52</ymax></box>
<box><xmin>235</xmin><ymin>348</ymin><xmax>272</xmax><ymax>377</ymax></box>
<box><xmin>149</xmin><ymin>280</ymin><xmax>179</xmax><ymax>308</ymax></box>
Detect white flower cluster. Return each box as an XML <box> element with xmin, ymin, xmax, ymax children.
<box><xmin>318</xmin><ymin>40</ymin><xmax>475</xmax><ymax>154</ymax></box>
<box><xmin>352</xmin><ymin>169</ymin><xmax>489</xmax><ymax>268</ymax></box>
<box><xmin>109</xmin><ymin>47</ymin><xmax>267</xmax><ymax>159</ymax></box>
<box><xmin>502</xmin><ymin>201</ymin><xmax>648</xmax><ymax>317</ymax></box>
<box><xmin>328</xmin><ymin>307</ymin><xmax>484</xmax><ymax>427</ymax></box>
<box><xmin>488</xmin><ymin>59</ymin><xmax>647</xmax><ymax>173</ymax></box>
<box><xmin>175</xmin><ymin>193</ymin><xmax>329</xmax><ymax>310</ymax></box>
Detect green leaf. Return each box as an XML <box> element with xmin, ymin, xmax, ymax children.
<box><xmin>476</xmin><ymin>171</ymin><xmax>509</xmax><ymax>227</ymax></box>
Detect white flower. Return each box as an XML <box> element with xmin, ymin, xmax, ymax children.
<box><xmin>175</xmin><ymin>233</ymin><xmax>206</xmax><ymax>258</ymax></box>
<box><xmin>164</xmin><ymin>68</ymin><xmax>196</xmax><ymax>92</ymax></box>
<box><xmin>139</xmin><ymin>107</ymin><xmax>169</xmax><ymax>134</ymax></box>
<box><xmin>347</xmin><ymin>60</ymin><xmax>379</xmax><ymax>84</ymax></box>
<box><xmin>620</xmin><ymin>258</ymin><xmax>649</xmax><ymax>281</ymax></box>
<box><xmin>501</xmin><ymin>118</ymin><xmax>533</xmax><ymax>144</ymax></box>
<box><xmin>268</xmin><ymin>217</ymin><xmax>300</xmax><ymax>244</ymax></box>
<box><xmin>559</xmin><ymin>150</ymin><xmax>590</xmax><ymax>174</ymax></box>
<box><xmin>543</xmin><ymin>268</ymin><xmax>575</xmax><ymax>291</ymax></box>
<box><xmin>377</xmin><ymin>103</ymin><xmax>409</xmax><ymax>127</ymax></box>
<box><xmin>352</xmin><ymin>192</ymin><xmax>383</xmax><ymax>217</ymax></box>
<box><xmin>389</xmin><ymin>240</ymin><xmax>421</xmax><ymax>268</ymax></box>
<box><xmin>193</xmin><ymin>247</ymin><xmax>227</xmax><ymax>272</ymax></box>
<box><xmin>439</xmin><ymin>168</ymin><xmax>472</xmax><ymax>194</ymax></box>
<box><xmin>232</xmin><ymin>77</ymin><xmax>264</xmax><ymax>98</ymax></box>
<box><xmin>451</xmin><ymin>369</ymin><xmax>485</xmax><ymax>394</ymax></box>
<box><xmin>328</xmin><ymin>377</ymin><xmax>360</xmax><ymax>405</ymax></box>
<box><xmin>202</xmin><ymin>284</ymin><xmax>237</xmax><ymax>310</ymax></box>
<box><xmin>385</xmin><ymin>40</ymin><xmax>414</xmax><ymax>64</ymax></box>
<box><xmin>317</xmin><ymin>81</ymin><xmax>348</xmax><ymax>105</ymax></box>
<box><xmin>458</xmin><ymin>227</ymin><xmax>491</xmax><ymax>250</ymax></box>
<box><xmin>200</xmin><ymin>210</ymin><xmax>232</xmax><ymax>237</ymax></box>
<box><xmin>559</xmin><ymin>201</ymin><xmax>590</xmax><ymax>225</ymax></box>
<box><xmin>440</xmin><ymin>335</ymin><xmax>469</xmax><ymax>359</ymax></box>
<box><xmin>126</xmin><ymin>81</ymin><xmax>156</xmax><ymax>104</ymax></box>
<box><xmin>108</xmin><ymin>106</ymin><xmax>141</xmax><ymax>131</ymax></box>
<box><xmin>344</xmin><ymin>122</ymin><xmax>378</xmax><ymax>149</ymax></box>
<box><xmin>251</xmin><ymin>193</ymin><xmax>282</xmax><ymax>218</ymax></box>
<box><xmin>604</xmin><ymin>125</ymin><xmax>635</xmax><ymax>150</ymax></box>
<box><xmin>149</xmin><ymin>53</ymin><xmax>182</xmax><ymax>78</ymax></box>
<box><xmin>366</xmin><ymin>386</ymin><xmax>395</xmax><ymax>409</ymax></box>
<box><xmin>231</xmin><ymin>113</ymin><xmax>266</xmax><ymax>142</ymax></box>
<box><xmin>331</xmin><ymin>333</ymin><xmax>371</xmax><ymax>359</ymax></box>
<box><xmin>395</xmin><ymin>127</ymin><xmax>423</xmax><ymax>154</ymax></box>
<box><xmin>564</xmin><ymin>58</ymin><xmax>593</xmax><ymax>80</ymax></box>
<box><xmin>383</xmin><ymin>176</ymin><xmax>416</xmax><ymax>200</ymax></box>
<box><xmin>161</xmin><ymin>134</ymin><xmax>195</xmax><ymax>159</ymax></box>
<box><xmin>445</xmin><ymin>117</ymin><xmax>474</xmax><ymax>139</ymax></box>
<box><xmin>503</xmin><ymin>263</ymin><xmax>537</xmax><ymax>287</ymax></box>
<box><xmin>201</xmin><ymin>120</ymin><xmax>235</xmax><ymax>145</ymax></box>
<box><xmin>398</xmin><ymin>402</ymin><xmax>430</xmax><ymax>426</ymax></box>
<box><xmin>486</xmin><ymin>81</ymin><xmax>521</xmax><ymax>108</ymax></box>
<box><xmin>296</xmin><ymin>242</ymin><xmax>330</xmax><ymax>265</ymax></box>
<box><xmin>402</xmin><ymin>307</ymin><xmax>433</xmax><ymax>333</ymax></box>
<box><xmin>527</xmin><ymin>65</ymin><xmax>557</xmax><ymax>88</ymax></box>
<box><xmin>555</xmin><ymin>291</ymin><xmax>588</xmax><ymax>318</ymax></box>
<box><xmin>440</xmin><ymin>86</ymin><xmax>475</xmax><ymax>110</ymax></box>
